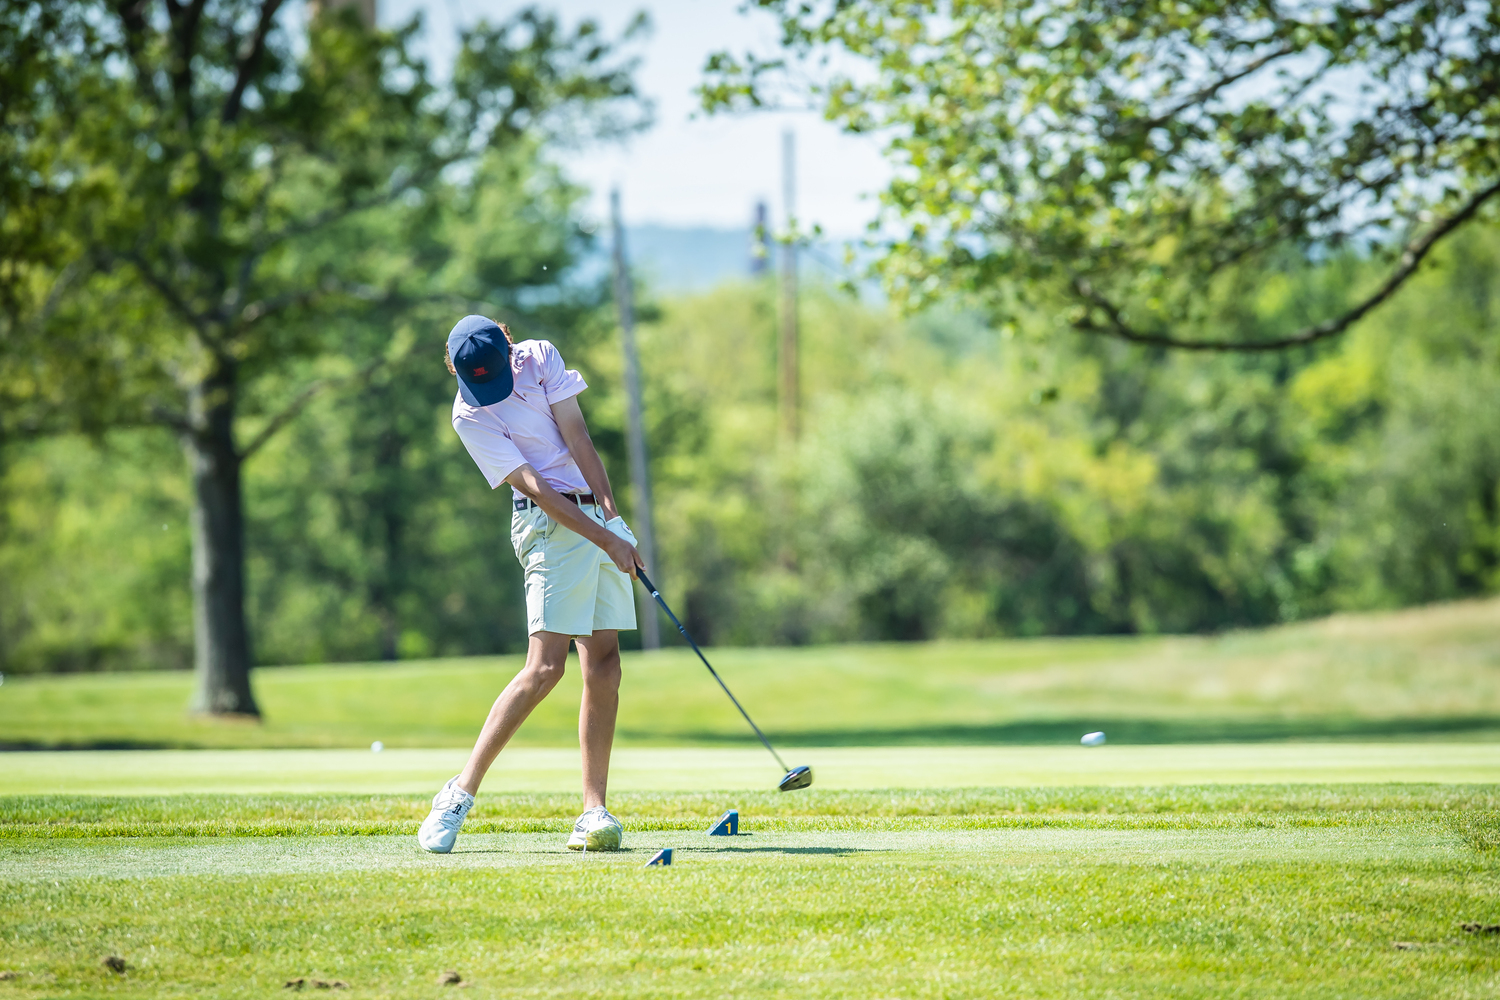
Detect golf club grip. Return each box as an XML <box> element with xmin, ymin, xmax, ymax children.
<box><xmin>634</xmin><ymin>567</ymin><xmax>789</xmax><ymax>773</ymax></box>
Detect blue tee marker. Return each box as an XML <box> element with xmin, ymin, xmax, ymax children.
<box><xmin>644</xmin><ymin>848</ymin><xmax>673</xmax><ymax>866</ymax></box>
<box><xmin>708</xmin><ymin>810</ymin><xmax>739</xmax><ymax>836</ymax></box>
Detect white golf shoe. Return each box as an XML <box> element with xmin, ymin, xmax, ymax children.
<box><xmin>418</xmin><ymin>776</ymin><xmax>474</xmax><ymax>854</ymax></box>
<box><xmin>566</xmin><ymin>806</ymin><xmax>624</xmax><ymax>851</ymax></box>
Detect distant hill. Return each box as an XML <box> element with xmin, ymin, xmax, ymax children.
<box><xmin>627</xmin><ymin>225</ymin><xmax>765</xmax><ymax>292</ymax></box>
<box><xmin>580</xmin><ymin>225</ymin><xmax>861</xmax><ymax>294</ymax></box>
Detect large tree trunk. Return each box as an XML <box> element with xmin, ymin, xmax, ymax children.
<box><xmin>185</xmin><ymin>360</ymin><xmax>259</xmax><ymax>716</ymax></box>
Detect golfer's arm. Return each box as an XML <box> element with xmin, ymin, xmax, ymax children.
<box><xmin>549</xmin><ymin>396</ymin><xmax>621</xmax><ymax>521</ymax></box>
<box><xmin>504</xmin><ymin>463</ymin><xmax>615</xmax><ymax>550</ymax></box>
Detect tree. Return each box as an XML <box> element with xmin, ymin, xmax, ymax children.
<box><xmin>0</xmin><ymin>1</ymin><xmax>645</xmax><ymax>713</ymax></box>
<box><xmin>701</xmin><ymin>0</ymin><xmax>1500</xmax><ymax>350</ymax></box>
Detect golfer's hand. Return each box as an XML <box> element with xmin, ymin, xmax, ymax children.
<box><xmin>602</xmin><ymin>533</ymin><xmax>642</xmax><ymax>579</ymax></box>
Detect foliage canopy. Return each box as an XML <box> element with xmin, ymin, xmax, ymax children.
<box><xmin>0</xmin><ymin>0</ymin><xmax>645</xmax><ymax>711</ymax></box>
<box><xmin>9</xmin><ymin>223</ymin><xmax>1498</xmax><ymax>673</ymax></box>
<box><xmin>702</xmin><ymin>0</ymin><xmax>1500</xmax><ymax>350</ymax></box>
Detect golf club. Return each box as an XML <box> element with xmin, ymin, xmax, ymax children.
<box><xmin>634</xmin><ymin>566</ymin><xmax>812</xmax><ymax>792</ymax></box>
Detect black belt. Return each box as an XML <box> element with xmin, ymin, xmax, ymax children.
<box><xmin>514</xmin><ymin>492</ymin><xmax>597</xmax><ymax>512</ymax></box>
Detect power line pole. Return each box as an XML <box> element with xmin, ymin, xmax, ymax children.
<box><xmin>610</xmin><ymin>189</ymin><xmax>660</xmax><ymax>650</ymax></box>
<box><xmin>751</xmin><ymin>200</ymin><xmax>769</xmax><ymax>276</ymax></box>
<box><xmin>779</xmin><ymin>129</ymin><xmax>799</xmax><ymax>441</ymax></box>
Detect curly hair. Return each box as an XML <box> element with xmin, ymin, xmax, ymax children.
<box><xmin>444</xmin><ymin>321</ymin><xmax>513</xmax><ymax>375</ymax></box>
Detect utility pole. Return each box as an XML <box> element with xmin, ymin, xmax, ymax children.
<box><xmin>751</xmin><ymin>200</ymin><xmax>770</xmax><ymax>276</ymax></box>
<box><xmin>779</xmin><ymin>130</ymin><xmax>799</xmax><ymax>441</ymax></box>
<box><xmin>610</xmin><ymin>189</ymin><xmax>660</xmax><ymax>650</ymax></box>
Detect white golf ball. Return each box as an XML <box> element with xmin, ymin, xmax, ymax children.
<box><xmin>1081</xmin><ymin>731</ymin><xmax>1106</xmax><ymax>746</ymax></box>
<box><xmin>371</xmin><ymin>741</ymin><xmax>384</xmax><ymax>753</ymax></box>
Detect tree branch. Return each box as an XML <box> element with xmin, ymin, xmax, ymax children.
<box><xmin>122</xmin><ymin>251</ymin><xmax>214</xmax><ymax>335</ymax></box>
<box><xmin>1131</xmin><ymin>43</ymin><xmax>1296</xmax><ymax>133</ymax></box>
<box><xmin>223</xmin><ymin>0</ymin><xmax>285</xmax><ymax>124</ymax></box>
<box><xmin>111</xmin><ymin>0</ymin><xmax>163</xmax><ymax>107</ymax></box>
<box><xmin>234</xmin><ymin>286</ymin><xmax>321</xmax><ymax>326</ymax></box>
<box><xmin>149</xmin><ymin>403</ymin><xmax>194</xmax><ymax>435</ymax></box>
<box><xmin>236</xmin><ymin>285</ymin><xmax>528</xmax><ymax>461</ymax></box>
<box><xmin>223</xmin><ymin>153</ymin><xmax>289</xmax><ymax>317</ymax></box>
<box><xmin>37</xmin><ymin>258</ymin><xmax>88</xmax><ymax>330</ymax></box>
<box><xmin>1072</xmin><ymin>176</ymin><xmax>1500</xmax><ymax>352</ymax></box>
<box><xmin>166</xmin><ymin>0</ymin><xmax>209</xmax><ymax>123</ymax></box>
<box><xmin>236</xmin><ymin>378</ymin><xmax>327</xmax><ymax>460</ymax></box>
<box><xmin>238</xmin><ymin>353</ymin><xmax>391</xmax><ymax>461</ymax></box>
<box><xmin>252</xmin><ymin>154</ymin><xmax>461</xmax><ymax>253</ymax></box>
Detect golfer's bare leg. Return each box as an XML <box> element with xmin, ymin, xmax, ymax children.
<box><xmin>456</xmin><ymin>631</ymin><xmax>572</xmax><ymax>795</ymax></box>
<box><xmin>576</xmin><ymin>629</ymin><xmax>621</xmax><ymax>810</ymax></box>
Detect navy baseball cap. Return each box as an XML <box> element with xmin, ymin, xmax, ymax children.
<box><xmin>447</xmin><ymin>315</ymin><xmax>514</xmax><ymax>407</ymax></box>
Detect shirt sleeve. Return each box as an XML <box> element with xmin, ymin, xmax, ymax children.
<box><xmin>452</xmin><ymin>404</ymin><xmax>527</xmax><ymax>490</ymax></box>
<box><xmin>535</xmin><ymin>340</ymin><xmax>588</xmax><ymax>405</ymax></box>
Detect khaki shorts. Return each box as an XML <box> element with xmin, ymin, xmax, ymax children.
<box><xmin>510</xmin><ymin>503</ymin><xmax>638</xmax><ymax>637</ymax></box>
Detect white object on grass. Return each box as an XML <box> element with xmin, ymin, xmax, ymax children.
<box><xmin>567</xmin><ymin>806</ymin><xmax>624</xmax><ymax>851</ymax></box>
<box><xmin>370</xmin><ymin>741</ymin><xmax>384</xmax><ymax>753</ymax></box>
<box><xmin>1081</xmin><ymin>731</ymin><xmax>1106</xmax><ymax>746</ymax></box>
<box><xmin>418</xmin><ymin>776</ymin><xmax>474</xmax><ymax>854</ymax></box>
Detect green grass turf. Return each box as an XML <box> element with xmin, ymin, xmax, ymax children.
<box><xmin>7</xmin><ymin>743</ymin><xmax>1500</xmax><ymax>797</ymax></box>
<box><xmin>4</xmin><ymin>785</ymin><xmax>1499</xmax><ymax>838</ymax></box>
<box><xmin>2</xmin><ymin>786</ymin><xmax>1498</xmax><ymax>998</ymax></box>
<box><xmin>3</xmin><ymin>598</ymin><xmax>1499</xmax><ymax>750</ymax></box>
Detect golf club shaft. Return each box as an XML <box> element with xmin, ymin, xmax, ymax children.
<box><xmin>634</xmin><ymin>567</ymin><xmax>790</xmax><ymax>773</ymax></box>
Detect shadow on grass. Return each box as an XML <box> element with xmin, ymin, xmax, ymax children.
<box><xmin>682</xmin><ymin>846</ymin><xmax>878</xmax><ymax>856</ymax></box>
<box><xmin>0</xmin><ymin>739</ymin><xmax>181</xmax><ymax>751</ymax></box>
<box><xmin>6</xmin><ymin>715</ymin><xmax>1499</xmax><ymax>751</ymax></box>
<box><xmin>627</xmin><ymin>715</ymin><xmax>1500</xmax><ymax>746</ymax></box>
<box><xmin>449</xmin><ymin>845</ymin><xmax>878</xmax><ymax>858</ymax></box>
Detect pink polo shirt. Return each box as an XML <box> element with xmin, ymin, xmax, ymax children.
<box><xmin>451</xmin><ymin>339</ymin><xmax>590</xmax><ymax>500</ymax></box>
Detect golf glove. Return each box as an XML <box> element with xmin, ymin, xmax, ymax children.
<box><xmin>604</xmin><ymin>515</ymin><xmax>637</xmax><ymax>545</ymax></box>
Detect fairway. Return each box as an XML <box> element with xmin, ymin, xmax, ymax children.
<box><xmin>1</xmin><ymin>826</ymin><xmax>1476</xmax><ymax>882</ymax></box>
<box><xmin>6</xmin><ymin>749</ymin><xmax>1500</xmax><ymax>999</ymax></box>
<box><xmin>3</xmin><ymin>784</ymin><xmax>1498</xmax><ymax>999</ymax></box>
<box><xmin>6</xmin><ymin>742</ymin><xmax>1500</xmax><ymax>795</ymax></box>
<box><xmin>5</xmin><ymin>603</ymin><xmax>1500</xmax><ymax>998</ymax></box>
<box><xmin>6</xmin><ymin>597</ymin><xmax>1499</xmax><ymax>751</ymax></box>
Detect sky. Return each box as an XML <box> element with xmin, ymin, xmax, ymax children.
<box><xmin>376</xmin><ymin>0</ymin><xmax>892</xmax><ymax>236</ymax></box>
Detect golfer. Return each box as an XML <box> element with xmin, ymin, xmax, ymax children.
<box><xmin>419</xmin><ymin>315</ymin><xmax>643</xmax><ymax>854</ymax></box>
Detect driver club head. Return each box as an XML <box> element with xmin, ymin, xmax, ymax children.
<box><xmin>777</xmin><ymin>765</ymin><xmax>813</xmax><ymax>792</ymax></box>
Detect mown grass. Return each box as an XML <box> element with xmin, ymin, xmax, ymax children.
<box><xmin>5</xmin><ymin>604</ymin><xmax>1498</xmax><ymax>996</ymax></box>
<box><xmin>6</xmin><ymin>859</ymin><xmax>1497</xmax><ymax>999</ymax></box>
<box><xmin>4</xmin><ymin>785</ymin><xmax>1500</xmax><ymax>838</ymax></box>
<box><xmin>13</xmin><ymin>743</ymin><xmax>1500</xmax><ymax>800</ymax></box>
<box><xmin>2</xmin><ymin>785</ymin><xmax>1499</xmax><ymax>999</ymax></box>
<box><xmin>3</xmin><ymin>597</ymin><xmax>1499</xmax><ymax>750</ymax></box>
